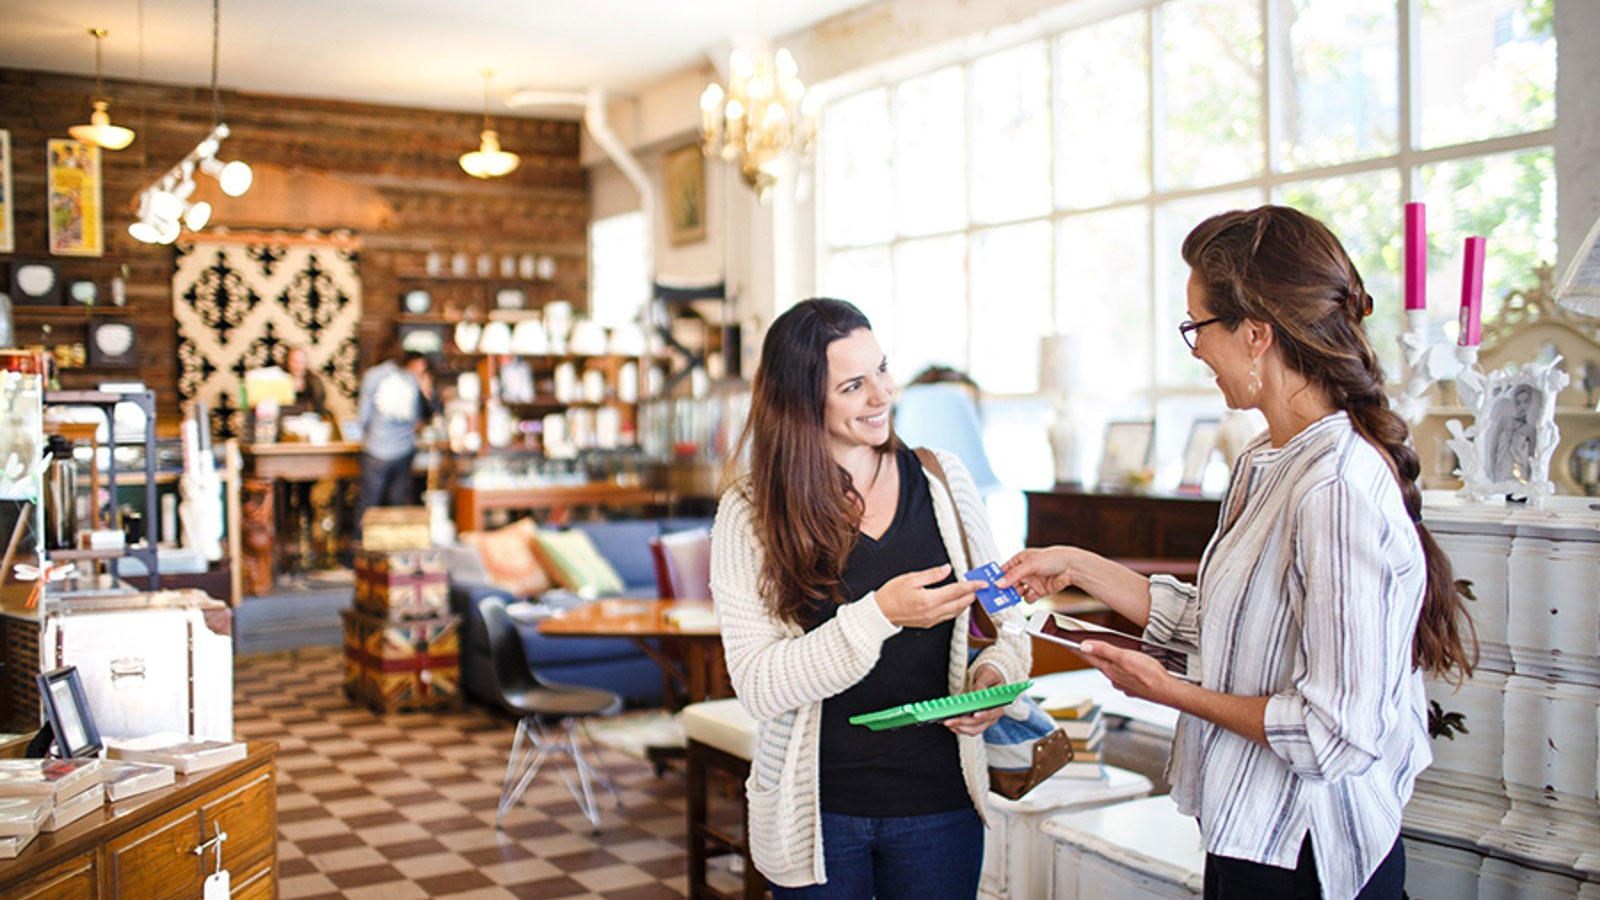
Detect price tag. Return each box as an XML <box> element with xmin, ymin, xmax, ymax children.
<box><xmin>203</xmin><ymin>870</ymin><xmax>230</xmax><ymax>900</ymax></box>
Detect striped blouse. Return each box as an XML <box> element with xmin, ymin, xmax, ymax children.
<box><xmin>1144</xmin><ymin>412</ymin><xmax>1431</xmax><ymax>900</ymax></box>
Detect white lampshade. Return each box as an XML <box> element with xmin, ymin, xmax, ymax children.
<box><xmin>477</xmin><ymin>321</ymin><xmax>513</xmax><ymax>355</ymax></box>
<box><xmin>128</xmin><ymin>219</ymin><xmax>161</xmax><ymax>244</ymax></box>
<box><xmin>184</xmin><ymin>201</ymin><xmax>212</xmax><ymax>232</ymax></box>
<box><xmin>459</xmin><ymin>130</ymin><xmax>520</xmax><ymax>179</ymax></box>
<box><xmin>200</xmin><ymin>156</ymin><xmax>253</xmax><ymax>196</ymax></box>
<box><xmin>69</xmin><ymin>100</ymin><xmax>135</xmax><ymax>150</ymax></box>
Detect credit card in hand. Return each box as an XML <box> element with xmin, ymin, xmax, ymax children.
<box><xmin>965</xmin><ymin>561</ymin><xmax>1023</xmax><ymax>614</ymax></box>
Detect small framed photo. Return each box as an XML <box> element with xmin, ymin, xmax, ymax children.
<box><xmin>67</xmin><ymin>279</ymin><xmax>98</xmax><ymax>307</ymax></box>
<box><xmin>1445</xmin><ymin>357</ymin><xmax>1568</xmax><ymax>505</ymax></box>
<box><xmin>1178</xmin><ymin>418</ymin><xmax>1220</xmax><ymax>492</ymax></box>
<box><xmin>1099</xmin><ymin>419</ymin><xmax>1155</xmax><ymax>489</ymax></box>
<box><xmin>36</xmin><ymin>666</ymin><xmax>102</xmax><ymax>758</ymax></box>
<box><xmin>87</xmin><ymin>320</ymin><xmax>138</xmax><ymax>367</ymax></box>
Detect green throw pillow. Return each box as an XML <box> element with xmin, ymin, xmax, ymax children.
<box><xmin>531</xmin><ymin>529</ymin><xmax>626</xmax><ymax>597</ymax></box>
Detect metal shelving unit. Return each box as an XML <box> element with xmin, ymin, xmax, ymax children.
<box><xmin>42</xmin><ymin>389</ymin><xmax>159</xmax><ymax>590</ymax></box>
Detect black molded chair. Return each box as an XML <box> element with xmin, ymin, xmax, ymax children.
<box><xmin>480</xmin><ymin>596</ymin><xmax>624</xmax><ymax>831</ymax></box>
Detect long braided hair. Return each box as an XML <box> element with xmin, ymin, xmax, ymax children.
<box><xmin>1183</xmin><ymin>205</ymin><xmax>1477</xmax><ymax>681</ymax></box>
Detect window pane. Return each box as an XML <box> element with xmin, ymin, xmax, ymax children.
<box><xmin>1155</xmin><ymin>188</ymin><xmax>1265</xmax><ymax>386</ymax></box>
<box><xmin>1419</xmin><ymin>0</ymin><xmax>1555</xmax><ymax>149</ymax></box>
<box><xmin>588</xmin><ymin>212</ymin><xmax>648</xmax><ymax>329</ymax></box>
<box><xmin>970</xmin><ymin>222</ymin><xmax>1052</xmax><ymax>393</ymax></box>
<box><xmin>896</xmin><ymin>67</ymin><xmax>967</xmax><ymax>237</ymax></box>
<box><xmin>1273</xmin><ymin>170</ymin><xmax>1402</xmax><ymax>375</ymax></box>
<box><xmin>1055</xmin><ymin>206</ymin><xmax>1153</xmax><ymax>395</ymax></box>
<box><xmin>822</xmin><ymin>89</ymin><xmax>894</xmax><ymax>247</ymax></box>
<box><xmin>821</xmin><ymin>248</ymin><xmax>894</xmax><ymax>351</ymax></box>
<box><xmin>1418</xmin><ymin>148</ymin><xmax>1556</xmax><ymax>337</ymax></box>
<box><xmin>1274</xmin><ymin>0</ymin><xmax>1397</xmax><ymax>170</ymax></box>
<box><xmin>970</xmin><ymin>42</ymin><xmax>1052</xmax><ymax>224</ymax></box>
<box><xmin>893</xmin><ymin>236</ymin><xmax>969</xmax><ymax>382</ymax></box>
<box><xmin>1055</xmin><ymin>12</ymin><xmax>1149</xmax><ymax>209</ymax></box>
<box><xmin>1159</xmin><ymin>0</ymin><xmax>1263</xmax><ymax>189</ymax></box>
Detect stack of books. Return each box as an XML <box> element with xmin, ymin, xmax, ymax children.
<box><xmin>99</xmin><ymin>761</ymin><xmax>177</xmax><ymax>801</ymax></box>
<box><xmin>1043</xmin><ymin>697</ymin><xmax>1106</xmax><ymax>779</ymax></box>
<box><xmin>0</xmin><ymin>758</ymin><xmax>105</xmax><ymax>853</ymax></box>
<box><xmin>107</xmin><ymin>735</ymin><xmax>246</xmax><ymax>774</ymax></box>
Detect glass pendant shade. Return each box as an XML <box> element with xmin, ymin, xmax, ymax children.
<box><xmin>70</xmin><ymin>100</ymin><xmax>136</xmax><ymax>150</ymax></box>
<box><xmin>70</xmin><ymin>29</ymin><xmax>135</xmax><ymax>150</ymax></box>
<box><xmin>460</xmin><ymin>129</ymin><xmax>520</xmax><ymax>179</ymax></box>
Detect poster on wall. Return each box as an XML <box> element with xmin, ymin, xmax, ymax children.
<box><xmin>0</xmin><ymin>130</ymin><xmax>14</xmax><ymax>253</ymax></box>
<box><xmin>46</xmin><ymin>138</ymin><xmax>103</xmax><ymax>257</ymax></box>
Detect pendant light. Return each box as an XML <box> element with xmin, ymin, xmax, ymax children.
<box><xmin>68</xmin><ymin>28</ymin><xmax>136</xmax><ymax>150</ymax></box>
<box><xmin>459</xmin><ymin>70</ymin><xmax>520</xmax><ymax>179</ymax></box>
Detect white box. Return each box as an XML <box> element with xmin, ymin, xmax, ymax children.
<box><xmin>980</xmin><ymin>764</ymin><xmax>1152</xmax><ymax>900</ymax></box>
<box><xmin>42</xmin><ymin>591</ymin><xmax>234</xmax><ymax>742</ymax></box>
<box><xmin>1042</xmin><ymin>795</ymin><xmax>1204</xmax><ymax>900</ymax></box>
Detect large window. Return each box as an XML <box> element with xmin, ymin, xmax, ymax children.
<box><xmin>816</xmin><ymin>0</ymin><xmax>1556</xmax><ymax>487</ymax></box>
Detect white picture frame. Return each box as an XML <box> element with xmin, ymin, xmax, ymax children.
<box><xmin>1445</xmin><ymin>356</ymin><xmax>1570</xmax><ymax>506</ymax></box>
<box><xmin>1178</xmin><ymin>418</ymin><xmax>1220</xmax><ymax>491</ymax></box>
<box><xmin>1098</xmin><ymin>419</ymin><xmax>1154</xmax><ymax>489</ymax></box>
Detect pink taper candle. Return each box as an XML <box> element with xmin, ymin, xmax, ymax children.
<box><xmin>1457</xmin><ymin>236</ymin><xmax>1487</xmax><ymax>347</ymax></box>
<box><xmin>1404</xmin><ymin>202</ymin><xmax>1426</xmax><ymax>310</ymax></box>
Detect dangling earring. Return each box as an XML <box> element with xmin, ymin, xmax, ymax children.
<box><xmin>1247</xmin><ymin>361</ymin><xmax>1262</xmax><ymax>402</ymax></box>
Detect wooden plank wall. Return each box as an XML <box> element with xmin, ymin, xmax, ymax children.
<box><xmin>0</xmin><ymin>67</ymin><xmax>589</xmax><ymax>431</ymax></box>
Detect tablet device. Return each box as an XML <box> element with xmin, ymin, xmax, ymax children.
<box><xmin>1025</xmin><ymin>611</ymin><xmax>1196</xmax><ymax>682</ymax></box>
<box><xmin>848</xmin><ymin>680</ymin><xmax>1033</xmax><ymax>731</ymax></box>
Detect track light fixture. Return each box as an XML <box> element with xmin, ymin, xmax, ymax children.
<box><xmin>128</xmin><ymin>0</ymin><xmax>252</xmax><ymax>244</ymax></box>
<box><xmin>128</xmin><ymin>123</ymin><xmax>249</xmax><ymax>244</ymax></box>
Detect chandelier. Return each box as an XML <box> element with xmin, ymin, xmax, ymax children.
<box><xmin>699</xmin><ymin>45</ymin><xmax>818</xmax><ymax>200</ymax></box>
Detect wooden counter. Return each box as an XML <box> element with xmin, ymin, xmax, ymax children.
<box><xmin>453</xmin><ymin>482</ymin><xmax>668</xmax><ymax>534</ymax></box>
<box><xmin>0</xmin><ymin>741</ymin><xmax>277</xmax><ymax>900</ymax></box>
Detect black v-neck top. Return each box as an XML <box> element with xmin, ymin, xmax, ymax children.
<box><xmin>804</xmin><ymin>446</ymin><xmax>969</xmax><ymax>816</ymax></box>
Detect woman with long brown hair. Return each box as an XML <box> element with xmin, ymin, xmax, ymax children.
<box><xmin>710</xmin><ymin>298</ymin><xmax>1031</xmax><ymax>897</ymax></box>
<box><xmin>1001</xmin><ymin>206</ymin><xmax>1475</xmax><ymax>900</ymax></box>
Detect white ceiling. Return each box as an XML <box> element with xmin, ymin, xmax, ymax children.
<box><xmin>0</xmin><ymin>0</ymin><xmax>874</xmax><ymax>117</ymax></box>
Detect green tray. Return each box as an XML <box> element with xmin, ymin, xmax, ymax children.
<box><xmin>848</xmin><ymin>680</ymin><xmax>1033</xmax><ymax>731</ymax></box>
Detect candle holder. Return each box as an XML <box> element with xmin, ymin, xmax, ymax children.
<box><xmin>1395</xmin><ymin>310</ymin><xmax>1465</xmax><ymax>424</ymax></box>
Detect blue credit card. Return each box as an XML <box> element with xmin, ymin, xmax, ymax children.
<box><xmin>966</xmin><ymin>561</ymin><xmax>1023</xmax><ymax>614</ymax></box>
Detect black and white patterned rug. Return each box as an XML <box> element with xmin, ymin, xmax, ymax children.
<box><xmin>173</xmin><ymin>231</ymin><xmax>362</xmax><ymax>440</ymax></box>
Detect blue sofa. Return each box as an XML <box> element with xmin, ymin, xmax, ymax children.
<box><xmin>449</xmin><ymin>517</ymin><xmax>713</xmax><ymax>708</ymax></box>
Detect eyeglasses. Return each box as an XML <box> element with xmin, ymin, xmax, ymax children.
<box><xmin>1178</xmin><ymin>316</ymin><xmax>1223</xmax><ymax>350</ymax></box>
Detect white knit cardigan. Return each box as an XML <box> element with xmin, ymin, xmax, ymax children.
<box><xmin>709</xmin><ymin>449</ymin><xmax>1032</xmax><ymax>887</ymax></box>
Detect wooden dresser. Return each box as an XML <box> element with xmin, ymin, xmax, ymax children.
<box><xmin>0</xmin><ymin>742</ymin><xmax>277</xmax><ymax>900</ymax></box>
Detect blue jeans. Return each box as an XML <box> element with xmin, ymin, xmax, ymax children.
<box><xmin>355</xmin><ymin>451</ymin><xmax>414</xmax><ymax>537</ymax></box>
<box><xmin>768</xmin><ymin>808</ymin><xmax>983</xmax><ymax>900</ymax></box>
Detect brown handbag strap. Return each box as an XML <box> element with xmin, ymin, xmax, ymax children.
<box><xmin>914</xmin><ymin>447</ymin><xmax>972</xmax><ymax>567</ymax></box>
<box><xmin>915</xmin><ymin>447</ymin><xmax>997</xmax><ymax>643</ymax></box>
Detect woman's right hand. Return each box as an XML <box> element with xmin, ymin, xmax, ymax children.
<box><xmin>874</xmin><ymin>564</ymin><xmax>983</xmax><ymax>629</ymax></box>
<box><xmin>996</xmin><ymin>546</ymin><xmax>1089</xmax><ymax>598</ymax></box>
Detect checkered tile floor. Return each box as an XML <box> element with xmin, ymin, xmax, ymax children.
<box><xmin>235</xmin><ymin>647</ymin><xmax>698</xmax><ymax>900</ymax></box>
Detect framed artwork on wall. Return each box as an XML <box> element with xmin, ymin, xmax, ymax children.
<box><xmin>663</xmin><ymin>143</ymin><xmax>707</xmax><ymax>246</ymax></box>
<box><xmin>0</xmin><ymin>130</ymin><xmax>13</xmax><ymax>253</ymax></box>
<box><xmin>46</xmin><ymin>139</ymin><xmax>104</xmax><ymax>257</ymax></box>
<box><xmin>87</xmin><ymin>320</ymin><xmax>138</xmax><ymax>367</ymax></box>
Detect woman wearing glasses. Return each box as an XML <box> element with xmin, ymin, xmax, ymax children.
<box><xmin>710</xmin><ymin>298</ymin><xmax>1031</xmax><ymax>898</ymax></box>
<box><xmin>1001</xmin><ymin>206</ymin><xmax>1476</xmax><ymax>900</ymax></box>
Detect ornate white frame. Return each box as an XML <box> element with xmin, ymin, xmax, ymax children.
<box><xmin>1446</xmin><ymin>357</ymin><xmax>1570</xmax><ymax>505</ymax></box>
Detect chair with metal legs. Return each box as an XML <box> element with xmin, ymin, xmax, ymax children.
<box><xmin>480</xmin><ymin>596</ymin><xmax>625</xmax><ymax>831</ymax></box>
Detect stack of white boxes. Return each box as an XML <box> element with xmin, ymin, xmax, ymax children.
<box><xmin>1406</xmin><ymin>493</ymin><xmax>1600</xmax><ymax>899</ymax></box>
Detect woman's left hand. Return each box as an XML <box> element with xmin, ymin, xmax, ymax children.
<box><xmin>944</xmin><ymin>664</ymin><xmax>1008</xmax><ymax>736</ymax></box>
<box><xmin>1076</xmin><ymin>641</ymin><xmax>1182</xmax><ymax>707</ymax></box>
